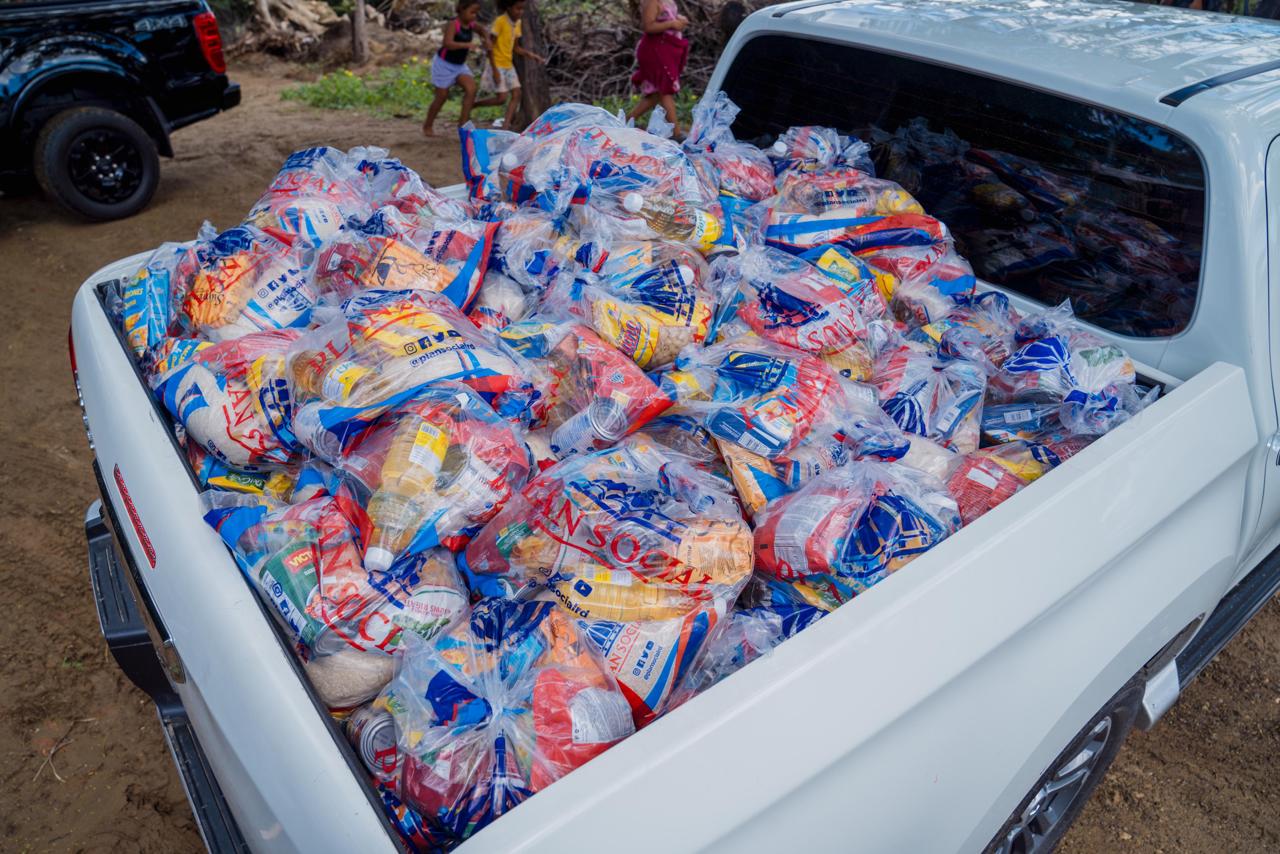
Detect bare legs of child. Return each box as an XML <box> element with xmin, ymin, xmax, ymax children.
<box><xmin>423</xmin><ymin>86</ymin><xmax>450</xmax><ymax>137</ymax></box>
<box><xmin>658</xmin><ymin>93</ymin><xmax>678</xmax><ymax>136</ymax></box>
<box><xmin>456</xmin><ymin>74</ymin><xmax>479</xmax><ymax>127</ymax></box>
<box><xmin>626</xmin><ymin>93</ymin><xmax>661</xmax><ymax>124</ymax></box>
<box><xmin>504</xmin><ymin>87</ymin><xmax>522</xmax><ymax>129</ymax></box>
<box><xmin>626</xmin><ymin>92</ymin><xmax>680</xmax><ymax>136</ymax></box>
<box><xmin>424</xmin><ymin>75</ymin><xmax>483</xmax><ymax>136</ymax></box>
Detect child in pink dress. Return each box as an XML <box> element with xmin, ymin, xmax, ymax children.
<box><xmin>626</xmin><ymin>0</ymin><xmax>690</xmax><ymax>134</ymax></box>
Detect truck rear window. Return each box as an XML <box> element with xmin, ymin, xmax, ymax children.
<box><xmin>720</xmin><ymin>34</ymin><xmax>1206</xmax><ymax>338</ymax></box>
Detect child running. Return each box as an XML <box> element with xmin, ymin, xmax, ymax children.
<box><xmin>480</xmin><ymin>0</ymin><xmax>547</xmax><ymax>130</ymax></box>
<box><xmin>626</xmin><ymin>0</ymin><xmax>689</xmax><ymax>134</ymax></box>
<box><xmin>423</xmin><ymin>0</ymin><xmax>491</xmax><ymax>137</ymax></box>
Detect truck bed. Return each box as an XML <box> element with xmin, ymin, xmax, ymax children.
<box><xmin>71</xmin><ymin>248</ymin><xmax>1258</xmax><ymax>852</ymax></box>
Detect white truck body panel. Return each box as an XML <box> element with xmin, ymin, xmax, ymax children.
<box><xmin>71</xmin><ymin>265</ymin><xmax>1257</xmax><ymax>854</ymax></box>
<box><xmin>73</xmin><ymin>261</ymin><xmax>398</xmax><ymax>854</ymax></box>
<box><xmin>69</xmin><ymin>2</ymin><xmax>1280</xmax><ymax>851</ymax></box>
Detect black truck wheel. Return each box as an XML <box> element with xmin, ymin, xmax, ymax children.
<box><xmin>984</xmin><ymin>679</ymin><xmax>1143</xmax><ymax>854</ymax></box>
<box><xmin>33</xmin><ymin>106</ymin><xmax>159</xmax><ymax>221</ymax></box>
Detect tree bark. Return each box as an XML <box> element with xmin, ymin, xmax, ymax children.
<box><xmin>513</xmin><ymin>0</ymin><xmax>552</xmax><ymax>130</ymax></box>
<box><xmin>352</xmin><ymin>0</ymin><xmax>368</xmax><ymax>65</ymax></box>
<box><xmin>255</xmin><ymin>0</ymin><xmax>274</xmax><ymax>27</ymax></box>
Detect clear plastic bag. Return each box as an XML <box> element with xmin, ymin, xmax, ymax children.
<box><xmin>461</xmin><ymin>435</ymin><xmax>753</xmax><ymax>722</ymax></box>
<box><xmin>540</xmin><ymin>241</ymin><xmax>716</xmax><ymax>370</ymax></box>
<box><xmin>714</xmin><ymin>375</ymin><xmax>891</xmax><ymax>518</ymax></box>
<box><xmin>326</xmin><ymin>384</ymin><xmax>535</xmax><ymax>566</ymax></box>
<box><xmin>944</xmin><ymin>447</ymin><xmax>1032</xmax><ymax>525</ymax></box>
<box><xmin>186</xmin><ymin>442</ymin><xmax>298</xmax><ymax>500</ymax></box>
<box><xmin>712</xmin><ymin>245</ymin><xmax>889</xmax><ymax>382</ymax></box>
<box><xmin>316</xmin><ymin>204</ymin><xmax>499</xmax><ymax>312</ymax></box>
<box><xmin>459</xmin><ymin>123</ymin><xmax>521</xmax><ymax>202</ymax></box>
<box><xmin>767</xmin><ymin>126</ymin><xmax>846</xmax><ymax>175</ymax></box>
<box><xmin>909</xmin><ymin>290</ymin><xmax>1022</xmax><ymax>374</ymax></box>
<box><xmin>666</xmin><ymin>582</ymin><xmax>826</xmax><ymax>707</ymax></box>
<box><xmin>497</xmin><ymin>320</ymin><xmax>674</xmax><ymax>457</ymax></box>
<box><xmin>684</xmin><ymin>92</ymin><xmax>775</xmax><ymax>202</ymax></box>
<box><xmin>485</xmin><ymin>207</ymin><xmax>577</xmax><ymax>292</ymax></box>
<box><xmin>764</xmin><ymin>205</ymin><xmax>950</xmax><ymax>258</ymax></box>
<box><xmin>244</xmin><ymin>146</ymin><xmax>372</xmax><ymax>246</ymax></box>
<box><xmin>178</xmin><ymin>224</ymin><xmax>319</xmax><ymax>341</ymax></box>
<box><xmin>753</xmin><ymin>460</ymin><xmax>961</xmax><ymax>607</ymax></box>
<box><xmin>496</xmin><ymin>104</ymin><xmax>626</xmax><ymax>203</ymax></box>
<box><xmin>467</xmin><ymin>271</ymin><xmax>530</xmax><ymax>332</ymax></box>
<box><xmin>121</xmin><ymin>242</ymin><xmax>190</xmax><ymax>357</ymax></box>
<box><xmin>873</xmin><ymin>242</ymin><xmax>977</xmax><ymax>326</ymax></box>
<box><xmin>662</xmin><ymin>335</ymin><xmax>844</xmax><ymax>459</ymax></box>
<box><xmin>287</xmin><ymin>289</ymin><xmax>538</xmax><ymax>457</ymax></box>
<box><xmin>203</xmin><ymin>491</ymin><xmax>470</xmax><ymax>709</ymax></box>
<box><xmin>992</xmin><ymin>300</ymin><xmax>1153</xmax><ymax>437</ymax></box>
<box><xmin>376</xmin><ymin>599</ymin><xmax>634</xmax><ymax>844</ymax></box>
<box><xmin>771</xmin><ymin>168</ymin><xmax>922</xmax><ymax>217</ymax></box>
<box><xmin>871</xmin><ymin>344</ymin><xmax>987</xmax><ymax>454</ymax></box>
<box><xmin>152</xmin><ymin>328</ymin><xmax>302</xmax><ymax>468</ymax></box>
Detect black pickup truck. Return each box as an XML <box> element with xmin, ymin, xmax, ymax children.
<box><xmin>0</xmin><ymin>0</ymin><xmax>239</xmax><ymax>220</ymax></box>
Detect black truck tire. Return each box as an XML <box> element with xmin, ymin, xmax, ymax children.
<box><xmin>33</xmin><ymin>106</ymin><xmax>159</xmax><ymax>221</ymax></box>
<box><xmin>983</xmin><ymin>678</ymin><xmax>1144</xmax><ymax>854</ymax></box>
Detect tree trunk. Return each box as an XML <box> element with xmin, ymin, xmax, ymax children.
<box><xmin>513</xmin><ymin>0</ymin><xmax>552</xmax><ymax>130</ymax></box>
<box><xmin>255</xmin><ymin>0</ymin><xmax>274</xmax><ymax>27</ymax></box>
<box><xmin>352</xmin><ymin>0</ymin><xmax>368</xmax><ymax>65</ymax></box>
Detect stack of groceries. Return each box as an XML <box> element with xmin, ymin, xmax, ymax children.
<box><xmin>114</xmin><ymin>92</ymin><xmax>1157</xmax><ymax>850</ymax></box>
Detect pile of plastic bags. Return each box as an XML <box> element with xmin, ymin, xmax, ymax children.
<box><xmin>114</xmin><ymin>94</ymin><xmax>1157</xmax><ymax>850</ymax></box>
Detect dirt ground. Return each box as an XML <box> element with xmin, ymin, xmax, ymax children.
<box><xmin>0</xmin><ymin>62</ymin><xmax>1276</xmax><ymax>853</ymax></box>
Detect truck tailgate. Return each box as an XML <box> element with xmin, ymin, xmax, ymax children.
<box><xmin>72</xmin><ymin>257</ymin><xmax>1256</xmax><ymax>853</ymax></box>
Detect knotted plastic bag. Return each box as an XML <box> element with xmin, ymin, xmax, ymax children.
<box><xmin>461</xmin><ymin>436</ymin><xmax>753</xmax><ymax>722</ymax></box>
<box><xmin>287</xmin><ymin>289</ymin><xmax>538</xmax><ymax>456</ymax></box>
<box><xmin>991</xmin><ymin>300</ymin><xmax>1153</xmax><ymax>437</ymax></box>
<box><xmin>202</xmin><ymin>491</ymin><xmax>469</xmax><ymax>709</ymax></box>
<box><xmin>754</xmin><ymin>461</ymin><xmax>961</xmax><ymax>610</ymax></box>
<box><xmin>121</xmin><ymin>242</ymin><xmax>190</xmax><ymax>357</ymax></box>
<box><xmin>661</xmin><ymin>335</ymin><xmax>843</xmax><ymax>459</ymax></box>
<box><xmin>316</xmin><ymin>204</ymin><xmax>499</xmax><ymax>312</ymax></box>
<box><xmin>243</xmin><ymin>145</ymin><xmax>370</xmax><ymax>246</ymax></box>
<box><xmin>498</xmin><ymin>320</ymin><xmax>674</xmax><ymax>457</ymax></box>
<box><xmin>711</xmin><ymin>245</ymin><xmax>889</xmax><ymax>381</ymax></box>
<box><xmin>179</xmin><ymin>224</ymin><xmax>319</xmax><ymax>341</ymax></box>
<box><xmin>377</xmin><ymin>599</ymin><xmax>634</xmax><ymax>844</ymax></box>
<box><xmin>325</xmin><ymin>384</ymin><xmax>535</xmax><ymax>567</ymax></box>
<box><xmin>684</xmin><ymin>92</ymin><xmax>775</xmax><ymax>202</ymax></box>
<box><xmin>152</xmin><ymin>328</ymin><xmax>302</xmax><ymax>468</ymax></box>
<box><xmin>872</xmin><ymin>342</ymin><xmax>987</xmax><ymax>454</ymax></box>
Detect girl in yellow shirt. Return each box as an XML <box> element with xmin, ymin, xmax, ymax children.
<box><xmin>479</xmin><ymin>0</ymin><xmax>547</xmax><ymax>130</ymax></box>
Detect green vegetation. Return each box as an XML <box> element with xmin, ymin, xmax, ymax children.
<box><xmin>282</xmin><ymin>58</ymin><xmax>505</xmax><ymax>122</ymax></box>
<box><xmin>282</xmin><ymin>60</ymin><xmax>702</xmax><ymax>129</ymax></box>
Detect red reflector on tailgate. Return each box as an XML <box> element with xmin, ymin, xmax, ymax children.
<box><xmin>114</xmin><ymin>464</ymin><xmax>157</xmax><ymax>568</ymax></box>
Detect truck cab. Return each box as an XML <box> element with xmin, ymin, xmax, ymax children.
<box><xmin>69</xmin><ymin>1</ymin><xmax>1280</xmax><ymax>852</ymax></box>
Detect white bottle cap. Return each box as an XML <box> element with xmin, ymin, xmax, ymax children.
<box><xmin>365</xmin><ymin>546</ymin><xmax>396</xmax><ymax>572</ymax></box>
<box><xmin>771</xmin><ymin>139</ymin><xmax>787</xmax><ymax>156</ymax></box>
<box><xmin>622</xmin><ymin>192</ymin><xmax>644</xmax><ymax>214</ymax></box>
<box><xmin>501</xmin><ymin>151</ymin><xmax>519</xmax><ymax>169</ymax></box>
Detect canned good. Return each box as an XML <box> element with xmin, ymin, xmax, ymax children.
<box><xmin>345</xmin><ymin>705</ymin><xmax>401</xmax><ymax>783</ymax></box>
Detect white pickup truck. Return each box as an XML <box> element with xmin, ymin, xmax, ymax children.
<box><xmin>70</xmin><ymin>1</ymin><xmax>1280</xmax><ymax>852</ymax></box>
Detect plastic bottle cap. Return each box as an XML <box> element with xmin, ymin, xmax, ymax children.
<box><xmin>622</xmin><ymin>192</ymin><xmax>644</xmax><ymax>214</ymax></box>
<box><xmin>365</xmin><ymin>546</ymin><xmax>396</xmax><ymax>572</ymax></box>
<box><xmin>771</xmin><ymin>140</ymin><xmax>787</xmax><ymax>156</ymax></box>
<box><xmin>501</xmin><ymin>151</ymin><xmax>518</xmax><ymax>169</ymax></box>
